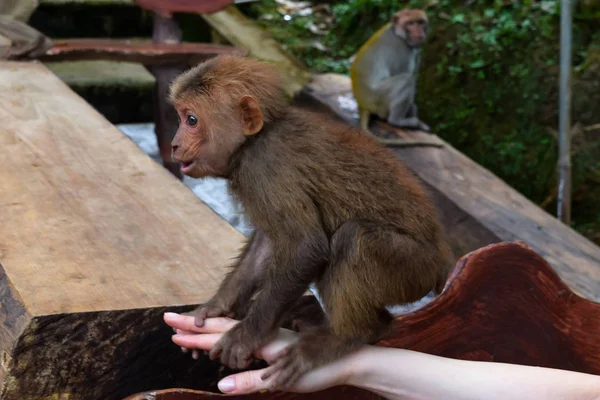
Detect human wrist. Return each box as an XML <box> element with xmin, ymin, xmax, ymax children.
<box><xmin>343</xmin><ymin>345</ymin><xmax>379</xmax><ymax>388</ymax></box>
<box><xmin>344</xmin><ymin>346</ymin><xmax>418</xmax><ymax>400</ymax></box>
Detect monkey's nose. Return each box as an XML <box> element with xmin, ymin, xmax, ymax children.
<box><xmin>172</xmin><ymin>144</ymin><xmax>179</xmax><ymax>152</ymax></box>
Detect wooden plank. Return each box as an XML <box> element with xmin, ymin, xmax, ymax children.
<box><xmin>0</xmin><ymin>61</ymin><xmax>244</xmax><ymax>314</ymax></box>
<box><xmin>41</xmin><ymin>39</ymin><xmax>246</xmax><ymax>65</ymax></box>
<box><xmin>125</xmin><ymin>242</ymin><xmax>600</xmax><ymax>400</ymax></box>
<box><xmin>0</xmin><ymin>61</ymin><xmax>244</xmax><ymax>399</ymax></box>
<box><xmin>294</xmin><ymin>73</ymin><xmax>600</xmax><ymax>302</ymax></box>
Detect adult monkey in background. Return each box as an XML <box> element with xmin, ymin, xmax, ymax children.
<box><xmin>169</xmin><ymin>55</ymin><xmax>452</xmax><ymax>390</ymax></box>
<box><xmin>351</xmin><ymin>9</ymin><xmax>432</xmax><ymax>143</ymax></box>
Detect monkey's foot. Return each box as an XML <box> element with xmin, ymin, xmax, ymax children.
<box><xmin>384</xmin><ymin>113</ymin><xmax>431</xmax><ymax>132</ymax></box>
<box><xmin>261</xmin><ymin>341</ymin><xmax>316</xmax><ymax>391</ymax></box>
<box><xmin>262</xmin><ymin>328</ymin><xmax>363</xmax><ymax>390</ymax></box>
<box><xmin>209</xmin><ymin>322</ymin><xmax>257</xmax><ymax>370</ymax></box>
<box><xmin>377</xmin><ymin>136</ymin><xmax>443</xmax><ymax>148</ymax></box>
<box><xmin>361</xmin><ymin>123</ymin><xmax>441</xmax><ymax>148</ymax></box>
<box><xmin>417</xmin><ymin>121</ymin><xmax>431</xmax><ymax>132</ymax></box>
<box><xmin>385</xmin><ymin>119</ymin><xmax>431</xmax><ymax>133</ymax></box>
<box><xmin>261</xmin><ymin>329</ymin><xmax>344</xmax><ymax>391</ymax></box>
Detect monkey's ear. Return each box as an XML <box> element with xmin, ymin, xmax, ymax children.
<box><xmin>239</xmin><ymin>95</ymin><xmax>264</xmax><ymax>136</ymax></box>
<box><xmin>392</xmin><ymin>14</ymin><xmax>399</xmax><ymax>24</ymax></box>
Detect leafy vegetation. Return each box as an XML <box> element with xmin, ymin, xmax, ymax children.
<box><xmin>243</xmin><ymin>0</ymin><xmax>600</xmax><ymax>244</ymax></box>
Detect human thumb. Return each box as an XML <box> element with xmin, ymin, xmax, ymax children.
<box><xmin>217</xmin><ymin>370</ymin><xmax>268</xmax><ymax>394</ymax></box>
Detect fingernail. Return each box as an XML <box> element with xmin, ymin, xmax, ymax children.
<box><xmin>218</xmin><ymin>377</ymin><xmax>235</xmax><ymax>392</ymax></box>
<box><xmin>164</xmin><ymin>312</ymin><xmax>179</xmax><ymax>318</ymax></box>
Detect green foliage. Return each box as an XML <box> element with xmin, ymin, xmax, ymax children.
<box><xmin>243</xmin><ymin>0</ymin><xmax>600</xmax><ymax>243</ymax></box>
<box><xmin>417</xmin><ymin>1</ymin><xmax>562</xmax><ymax>201</ymax></box>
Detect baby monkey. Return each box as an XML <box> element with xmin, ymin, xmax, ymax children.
<box><xmin>169</xmin><ymin>55</ymin><xmax>453</xmax><ymax>390</ymax></box>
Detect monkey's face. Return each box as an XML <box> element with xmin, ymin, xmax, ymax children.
<box><xmin>392</xmin><ymin>10</ymin><xmax>429</xmax><ymax>48</ymax></box>
<box><xmin>171</xmin><ymin>95</ymin><xmax>264</xmax><ymax>179</ymax></box>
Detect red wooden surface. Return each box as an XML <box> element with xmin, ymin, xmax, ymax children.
<box><xmin>41</xmin><ymin>39</ymin><xmax>246</xmax><ymax>65</ymax></box>
<box><xmin>133</xmin><ymin>0</ymin><xmax>234</xmax><ymax>15</ymax></box>
<box><xmin>125</xmin><ymin>242</ymin><xmax>600</xmax><ymax>399</ymax></box>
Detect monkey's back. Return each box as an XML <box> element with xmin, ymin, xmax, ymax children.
<box><xmin>237</xmin><ymin>108</ymin><xmax>445</xmax><ymax>246</ymax></box>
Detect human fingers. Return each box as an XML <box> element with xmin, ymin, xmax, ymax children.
<box><xmin>172</xmin><ymin>332</ymin><xmax>223</xmax><ymax>351</ymax></box>
<box><xmin>166</xmin><ymin>314</ymin><xmax>237</xmax><ymax>358</ymax></box>
<box><xmin>216</xmin><ymin>357</ymin><xmax>350</xmax><ymax>395</ymax></box>
<box><xmin>217</xmin><ymin>368</ymin><xmax>271</xmax><ymax>394</ymax></box>
<box><xmin>168</xmin><ymin>318</ymin><xmax>198</xmax><ymax>356</ymax></box>
<box><xmin>173</xmin><ymin>328</ymin><xmax>195</xmax><ymax>354</ymax></box>
<box><xmin>164</xmin><ymin>313</ymin><xmax>238</xmax><ymax>334</ymax></box>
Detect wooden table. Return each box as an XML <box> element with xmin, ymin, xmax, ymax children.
<box><xmin>0</xmin><ymin>61</ymin><xmax>244</xmax><ymax>399</ymax></box>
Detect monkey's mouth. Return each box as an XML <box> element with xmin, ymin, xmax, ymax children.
<box><xmin>180</xmin><ymin>160</ymin><xmax>195</xmax><ymax>172</ymax></box>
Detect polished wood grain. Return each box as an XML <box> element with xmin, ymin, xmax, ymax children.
<box><xmin>125</xmin><ymin>241</ymin><xmax>600</xmax><ymax>399</ymax></box>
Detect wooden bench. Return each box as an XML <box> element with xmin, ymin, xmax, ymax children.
<box><xmin>38</xmin><ymin>0</ymin><xmax>248</xmax><ymax>179</ymax></box>
<box><xmin>124</xmin><ymin>241</ymin><xmax>600</xmax><ymax>399</ymax></box>
<box><xmin>0</xmin><ymin>61</ymin><xmax>245</xmax><ymax>399</ymax></box>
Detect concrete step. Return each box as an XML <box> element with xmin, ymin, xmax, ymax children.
<box><xmin>45</xmin><ymin>60</ymin><xmax>155</xmax><ymax>123</ymax></box>
<box><xmin>45</xmin><ymin>60</ymin><xmax>154</xmax><ymax>87</ymax></box>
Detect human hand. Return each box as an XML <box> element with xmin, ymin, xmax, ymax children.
<box><xmin>178</xmin><ymin>302</ymin><xmax>231</xmax><ymax>360</ymax></box>
<box><xmin>164</xmin><ymin>313</ymin><xmax>357</xmax><ymax>395</ymax></box>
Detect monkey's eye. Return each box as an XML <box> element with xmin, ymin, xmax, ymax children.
<box><xmin>186</xmin><ymin>114</ymin><xmax>198</xmax><ymax>127</ymax></box>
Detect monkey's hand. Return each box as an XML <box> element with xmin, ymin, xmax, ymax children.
<box><xmin>184</xmin><ymin>300</ymin><xmax>235</xmax><ymax>328</ymax></box>
<box><xmin>177</xmin><ymin>300</ymin><xmax>250</xmax><ymax>361</ymax></box>
<box><xmin>209</xmin><ymin>322</ymin><xmax>261</xmax><ymax>370</ymax></box>
<box><xmin>178</xmin><ymin>301</ymin><xmax>235</xmax><ymax>360</ymax></box>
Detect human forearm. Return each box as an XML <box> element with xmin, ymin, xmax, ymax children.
<box><xmin>165</xmin><ymin>314</ymin><xmax>600</xmax><ymax>399</ymax></box>
<box><xmin>347</xmin><ymin>346</ymin><xmax>600</xmax><ymax>400</ymax></box>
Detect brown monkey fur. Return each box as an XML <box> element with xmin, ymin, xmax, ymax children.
<box><xmin>351</xmin><ymin>9</ymin><xmax>434</xmax><ymax>146</ymax></box>
<box><xmin>169</xmin><ymin>54</ymin><xmax>453</xmax><ymax>390</ymax></box>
